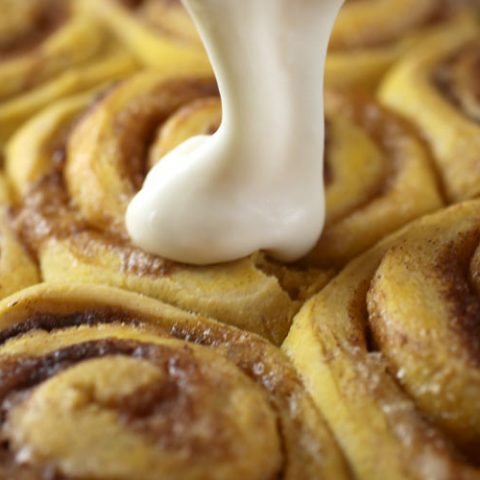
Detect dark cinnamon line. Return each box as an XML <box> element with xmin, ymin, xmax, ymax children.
<box><xmin>320</xmin><ymin>94</ymin><xmax>406</xmax><ymax>231</ymax></box>
<box><xmin>115</xmin><ymin>77</ymin><xmax>218</xmax><ymax>189</ymax></box>
<box><xmin>435</xmin><ymin>233</ymin><xmax>480</xmax><ymax>366</ymax></box>
<box><xmin>0</xmin><ymin>339</ymin><xmax>159</xmax><ymax>396</ymax></box>
<box><xmin>0</xmin><ymin>1</ymin><xmax>69</xmax><ymax>59</ymax></box>
<box><xmin>432</xmin><ymin>43</ymin><xmax>480</xmax><ymax>125</ymax></box>
<box><xmin>0</xmin><ymin>309</ymin><xmax>144</xmax><ymax>346</ymax></box>
<box><xmin>348</xmin><ymin>278</ymin><xmax>379</xmax><ymax>353</ymax></box>
<box><xmin>117</xmin><ymin>0</ymin><xmax>148</xmax><ymax>9</ymax></box>
<box><xmin>323</xmin><ymin>120</ymin><xmax>334</xmax><ymax>186</ymax></box>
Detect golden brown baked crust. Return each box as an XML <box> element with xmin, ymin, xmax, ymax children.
<box><xmin>0</xmin><ymin>282</ymin><xmax>349</xmax><ymax>479</ymax></box>
<box><xmin>284</xmin><ymin>201</ymin><xmax>480</xmax><ymax>479</ymax></box>
<box><xmin>327</xmin><ymin>0</ymin><xmax>475</xmax><ymax>90</ymax></box>
<box><xmin>380</xmin><ymin>15</ymin><xmax>480</xmax><ymax>202</ymax></box>
<box><xmin>0</xmin><ymin>0</ymin><xmax>137</xmax><ymax>148</ymax></box>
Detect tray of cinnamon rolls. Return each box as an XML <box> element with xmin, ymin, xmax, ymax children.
<box><xmin>0</xmin><ymin>0</ymin><xmax>479</xmax><ymax>478</ymax></box>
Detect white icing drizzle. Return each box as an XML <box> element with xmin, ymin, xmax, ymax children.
<box><xmin>126</xmin><ymin>0</ymin><xmax>344</xmax><ymax>265</ymax></box>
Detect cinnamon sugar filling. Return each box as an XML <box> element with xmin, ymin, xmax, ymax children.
<box><xmin>0</xmin><ymin>338</ymin><xmax>267</xmax><ymax>478</ymax></box>
<box><xmin>13</xmin><ymin>80</ymin><xmax>221</xmax><ymax>277</ymax></box>
<box><xmin>0</xmin><ymin>0</ymin><xmax>69</xmax><ymax>59</ymax></box>
<box><xmin>433</xmin><ymin>41</ymin><xmax>480</xmax><ymax>123</ymax></box>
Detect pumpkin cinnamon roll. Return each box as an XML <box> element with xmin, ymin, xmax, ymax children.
<box><xmin>6</xmin><ymin>74</ymin><xmax>295</xmax><ymax>345</ymax></box>
<box><xmin>326</xmin><ymin>0</ymin><xmax>475</xmax><ymax>90</ymax></box>
<box><xmin>6</xmin><ymin>72</ymin><xmax>443</xmax><ymax>342</ymax></box>
<box><xmin>379</xmin><ymin>16</ymin><xmax>480</xmax><ymax>202</ymax></box>
<box><xmin>0</xmin><ymin>0</ymin><xmax>137</xmax><ymax>147</ymax></box>
<box><xmin>84</xmin><ymin>0</ymin><xmax>210</xmax><ymax>75</ymax></box>
<box><xmin>0</xmin><ymin>282</ymin><xmax>349</xmax><ymax>479</ymax></box>
<box><xmin>284</xmin><ymin>200</ymin><xmax>480</xmax><ymax>479</ymax></box>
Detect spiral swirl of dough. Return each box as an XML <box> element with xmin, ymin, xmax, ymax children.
<box><xmin>380</xmin><ymin>16</ymin><xmax>480</xmax><ymax>201</ymax></box>
<box><xmin>0</xmin><ymin>283</ymin><xmax>349</xmax><ymax>479</ymax></box>
<box><xmin>285</xmin><ymin>201</ymin><xmax>480</xmax><ymax>479</ymax></box>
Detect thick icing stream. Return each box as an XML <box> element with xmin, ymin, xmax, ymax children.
<box><xmin>126</xmin><ymin>0</ymin><xmax>343</xmax><ymax>265</ymax></box>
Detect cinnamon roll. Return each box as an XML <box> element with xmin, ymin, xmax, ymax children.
<box><xmin>379</xmin><ymin>16</ymin><xmax>480</xmax><ymax>202</ymax></box>
<box><xmin>0</xmin><ymin>282</ymin><xmax>349</xmax><ymax>479</ymax></box>
<box><xmin>0</xmin><ymin>0</ymin><xmax>136</xmax><ymax>147</ymax></box>
<box><xmin>326</xmin><ymin>0</ymin><xmax>475</xmax><ymax>90</ymax></box>
<box><xmin>6</xmin><ymin>70</ymin><xmax>444</xmax><ymax>342</ymax></box>
<box><xmin>84</xmin><ymin>0</ymin><xmax>210</xmax><ymax>74</ymax></box>
<box><xmin>284</xmin><ymin>201</ymin><xmax>480</xmax><ymax>479</ymax></box>
<box><xmin>6</xmin><ymin>74</ymin><xmax>295</xmax><ymax>345</ymax></box>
